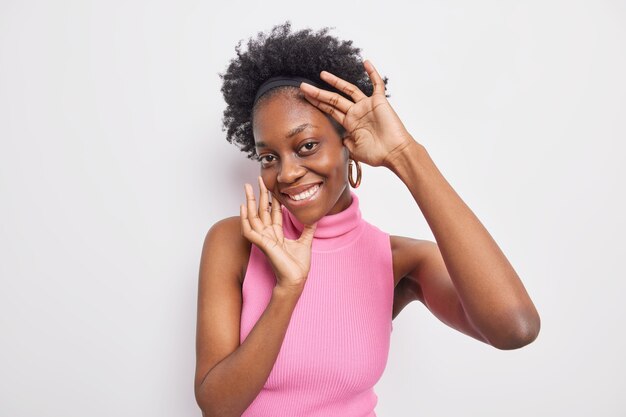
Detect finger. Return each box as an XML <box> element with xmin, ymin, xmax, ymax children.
<box><xmin>240</xmin><ymin>204</ymin><xmax>257</xmax><ymax>243</ymax></box>
<box><xmin>270</xmin><ymin>193</ymin><xmax>284</xmax><ymax>241</ymax></box>
<box><xmin>297</xmin><ymin>222</ymin><xmax>317</xmax><ymax>246</ymax></box>
<box><xmin>241</xmin><ymin>204</ymin><xmax>271</xmax><ymax>250</ymax></box>
<box><xmin>300</xmin><ymin>82</ymin><xmax>354</xmax><ymax>114</ymax></box>
<box><xmin>363</xmin><ymin>60</ymin><xmax>385</xmax><ymax>95</ymax></box>
<box><xmin>318</xmin><ymin>71</ymin><xmax>367</xmax><ymax>102</ymax></box>
<box><xmin>244</xmin><ymin>183</ymin><xmax>263</xmax><ymax>231</ymax></box>
<box><xmin>257</xmin><ymin>176</ymin><xmax>271</xmax><ymax>225</ymax></box>
<box><xmin>301</xmin><ymin>93</ymin><xmax>346</xmax><ymax>126</ymax></box>
<box><xmin>270</xmin><ymin>193</ymin><xmax>282</xmax><ymax>225</ymax></box>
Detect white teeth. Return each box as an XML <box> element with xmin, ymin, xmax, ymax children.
<box><xmin>288</xmin><ymin>184</ymin><xmax>320</xmax><ymax>201</ymax></box>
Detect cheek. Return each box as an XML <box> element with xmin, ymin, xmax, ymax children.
<box><xmin>315</xmin><ymin>151</ymin><xmax>348</xmax><ymax>179</ymax></box>
<box><xmin>337</xmin><ymin>161</ymin><xmax>349</xmax><ymax>181</ymax></box>
<box><xmin>260</xmin><ymin>172</ymin><xmax>277</xmax><ymax>193</ymax></box>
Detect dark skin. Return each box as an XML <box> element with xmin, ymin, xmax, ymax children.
<box><xmin>194</xmin><ymin>60</ymin><xmax>541</xmax><ymax>414</ymax></box>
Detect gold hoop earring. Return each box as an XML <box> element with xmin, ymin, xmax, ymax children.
<box><xmin>348</xmin><ymin>159</ymin><xmax>362</xmax><ymax>188</ymax></box>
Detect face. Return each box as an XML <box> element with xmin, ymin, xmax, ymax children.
<box><xmin>252</xmin><ymin>90</ymin><xmax>352</xmax><ymax>225</ymax></box>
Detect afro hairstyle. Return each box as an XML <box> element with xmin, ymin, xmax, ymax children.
<box><xmin>219</xmin><ymin>21</ymin><xmax>389</xmax><ymax>160</ymax></box>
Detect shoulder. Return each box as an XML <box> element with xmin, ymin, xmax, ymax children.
<box><xmin>202</xmin><ymin>216</ymin><xmax>252</xmax><ymax>286</ymax></box>
<box><xmin>390</xmin><ymin>235</ymin><xmax>438</xmax><ymax>290</ymax></box>
<box><xmin>390</xmin><ymin>235</ymin><xmax>438</xmax><ymax>272</ymax></box>
<box><xmin>206</xmin><ymin>215</ymin><xmax>243</xmax><ymax>236</ymax></box>
<box><xmin>390</xmin><ymin>234</ymin><xmax>437</xmax><ymax>255</ymax></box>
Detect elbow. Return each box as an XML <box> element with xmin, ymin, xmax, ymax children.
<box><xmin>195</xmin><ymin>397</ymin><xmax>224</xmax><ymax>417</ymax></box>
<box><xmin>488</xmin><ymin>309</ymin><xmax>541</xmax><ymax>350</ymax></box>
<box><xmin>195</xmin><ymin>384</ymin><xmax>217</xmax><ymax>417</ymax></box>
<box><xmin>195</xmin><ymin>389</ymin><xmax>210</xmax><ymax>417</ymax></box>
<box><xmin>195</xmin><ymin>382</ymin><xmax>240</xmax><ymax>417</ymax></box>
<box><xmin>195</xmin><ymin>398</ymin><xmax>220</xmax><ymax>417</ymax></box>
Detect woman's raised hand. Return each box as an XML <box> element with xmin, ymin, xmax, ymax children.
<box><xmin>299</xmin><ymin>60</ymin><xmax>418</xmax><ymax>168</ymax></box>
<box><xmin>240</xmin><ymin>176</ymin><xmax>317</xmax><ymax>295</ymax></box>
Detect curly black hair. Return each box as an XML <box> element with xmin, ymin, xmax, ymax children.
<box><xmin>219</xmin><ymin>21</ymin><xmax>389</xmax><ymax>160</ymax></box>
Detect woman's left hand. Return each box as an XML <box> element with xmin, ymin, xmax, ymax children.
<box><xmin>299</xmin><ymin>60</ymin><xmax>417</xmax><ymax>168</ymax></box>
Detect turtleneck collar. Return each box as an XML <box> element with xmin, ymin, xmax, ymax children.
<box><xmin>281</xmin><ymin>190</ymin><xmax>365</xmax><ymax>253</ymax></box>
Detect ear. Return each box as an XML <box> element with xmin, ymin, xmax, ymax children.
<box><xmin>342</xmin><ymin>134</ymin><xmax>356</xmax><ymax>157</ymax></box>
<box><xmin>342</xmin><ymin>145</ymin><xmax>351</xmax><ymax>160</ymax></box>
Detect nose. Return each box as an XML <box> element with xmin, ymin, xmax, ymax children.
<box><xmin>277</xmin><ymin>155</ymin><xmax>306</xmax><ymax>184</ymax></box>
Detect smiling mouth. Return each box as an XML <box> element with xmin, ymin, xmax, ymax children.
<box><xmin>282</xmin><ymin>183</ymin><xmax>322</xmax><ymax>203</ymax></box>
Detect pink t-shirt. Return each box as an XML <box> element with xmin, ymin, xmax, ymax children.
<box><xmin>240</xmin><ymin>191</ymin><xmax>394</xmax><ymax>417</ymax></box>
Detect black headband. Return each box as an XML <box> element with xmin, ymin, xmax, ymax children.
<box><xmin>253</xmin><ymin>76</ymin><xmax>321</xmax><ymax>105</ymax></box>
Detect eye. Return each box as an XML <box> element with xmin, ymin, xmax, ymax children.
<box><xmin>299</xmin><ymin>142</ymin><xmax>318</xmax><ymax>153</ymax></box>
<box><xmin>258</xmin><ymin>154</ymin><xmax>276</xmax><ymax>166</ymax></box>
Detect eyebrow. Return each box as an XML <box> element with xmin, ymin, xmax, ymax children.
<box><xmin>256</xmin><ymin>123</ymin><xmax>316</xmax><ymax>149</ymax></box>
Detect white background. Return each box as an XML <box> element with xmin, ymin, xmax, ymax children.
<box><xmin>1</xmin><ymin>1</ymin><xmax>624</xmax><ymax>416</ymax></box>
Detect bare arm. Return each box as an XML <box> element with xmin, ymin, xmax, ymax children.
<box><xmin>196</xmin><ymin>266</ymin><xmax>301</xmax><ymax>415</ymax></box>
<box><xmin>386</xmin><ymin>141</ymin><xmax>540</xmax><ymax>349</ymax></box>
<box><xmin>195</xmin><ymin>178</ymin><xmax>317</xmax><ymax>416</ymax></box>
<box><xmin>298</xmin><ymin>60</ymin><xmax>540</xmax><ymax>349</ymax></box>
<box><xmin>391</xmin><ymin>236</ymin><xmax>491</xmax><ymax>344</ymax></box>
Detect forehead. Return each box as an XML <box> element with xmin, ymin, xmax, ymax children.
<box><xmin>252</xmin><ymin>91</ymin><xmax>329</xmax><ymax>146</ymax></box>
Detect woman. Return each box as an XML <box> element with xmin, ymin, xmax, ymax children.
<box><xmin>195</xmin><ymin>22</ymin><xmax>540</xmax><ymax>417</ymax></box>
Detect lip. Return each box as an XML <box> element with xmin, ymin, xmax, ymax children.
<box><xmin>280</xmin><ymin>182</ymin><xmax>323</xmax><ymax>207</ymax></box>
<box><xmin>280</xmin><ymin>182</ymin><xmax>323</xmax><ymax>196</ymax></box>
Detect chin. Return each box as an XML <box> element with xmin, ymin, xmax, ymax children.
<box><xmin>290</xmin><ymin>209</ymin><xmax>323</xmax><ymax>226</ymax></box>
